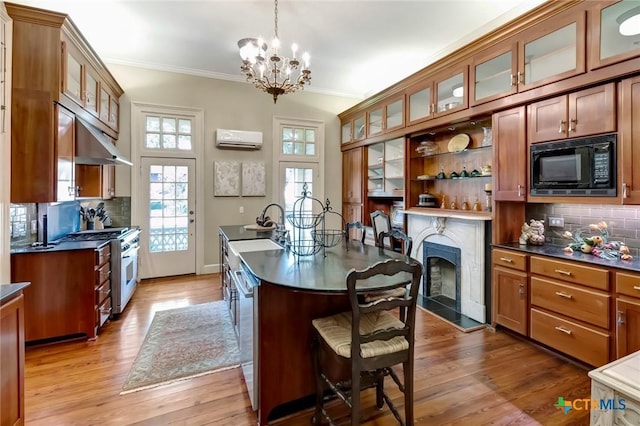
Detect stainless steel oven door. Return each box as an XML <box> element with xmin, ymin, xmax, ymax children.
<box><xmin>234</xmin><ymin>267</ymin><xmax>258</xmax><ymax>411</ymax></box>
<box><xmin>119</xmin><ymin>245</ymin><xmax>139</xmax><ymax>313</ymax></box>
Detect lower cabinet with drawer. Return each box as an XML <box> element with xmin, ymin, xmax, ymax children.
<box><xmin>492</xmin><ymin>248</ymin><xmax>529</xmax><ymax>335</ymax></box>
<box><xmin>530</xmin><ymin>255</ymin><xmax>611</xmax><ymax>366</ymax></box>
<box><xmin>615</xmin><ymin>271</ymin><xmax>640</xmax><ymax>358</ymax></box>
<box><xmin>95</xmin><ymin>244</ymin><xmax>111</xmax><ymax>329</ymax></box>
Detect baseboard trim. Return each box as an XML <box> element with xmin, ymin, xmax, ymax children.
<box><xmin>203</xmin><ymin>263</ymin><xmax>221</xmax><ymax>275</ymax></box>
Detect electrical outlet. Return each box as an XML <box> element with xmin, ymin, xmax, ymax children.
<box><xmin>549</xmin><ymin>217</ymin><xmax>564</xmax><ymax>227</ymax></box>
<box><xmin>239</xmin><ymin>206</ymin><xmax>244</xmax><ymax>214</ymax></box>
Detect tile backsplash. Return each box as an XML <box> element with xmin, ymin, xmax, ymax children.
<box><xmin>526</xmin><ymin>203</ymin><xmax>640</xmax><ymax>257</ymax></box>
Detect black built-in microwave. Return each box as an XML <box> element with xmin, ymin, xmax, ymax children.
<box><xmin>530</xmin><ymin>133</ymin><xmax>616</xmax><ymax>196</ymax></box>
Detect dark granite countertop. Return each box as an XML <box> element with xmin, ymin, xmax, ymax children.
<box><xmin>239</xmin><ymin>240</ymin><xmax>414</xmax><ymax>293</ymax></box>
<box><xmin>0</xmin><ymin>282</ymin><xmax>30</xmax><ymax>305</ymax></box>
<box><xmin>10</xmin><ymin>239</ymin><xmax>110</xmax><ymax>254</ymax></box>
<box><xmin>219</xmin><ymin>225</ymin><xmax>275</xmax><ymax>242</ymax></box>
<box><xmin>493</xmin><ymin>242</ymin><xmax>640</xmax><ymax>273</ymax></box>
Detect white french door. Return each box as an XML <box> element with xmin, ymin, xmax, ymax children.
<box><xmin>139</xmin><ymin>157</ymin><xmax>196</xmax><ymax>278</ymax></box>
<box><xmin>278</xmin><ymin>162</ymin><xmax>320</xmax><ymax>232</ymax></box>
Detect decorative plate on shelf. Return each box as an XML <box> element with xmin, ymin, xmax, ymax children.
<box><xmin>447</xmin><ymin>133</ymin><xmax>470</xmax><ymax>153</ymax></box>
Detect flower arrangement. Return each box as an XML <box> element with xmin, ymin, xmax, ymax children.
<box><xmin>562</xmin><ymin>221</ymin><xmax>633</xmax><ymax>261</ymax></box>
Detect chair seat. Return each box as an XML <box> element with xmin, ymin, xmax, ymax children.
<box><xmin>312</xmin><ymin>311</ymin><xmax>408</xmax><ymax>359</ymax></box>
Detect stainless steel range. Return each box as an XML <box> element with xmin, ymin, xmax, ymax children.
<box><xmin>61</xmin><ymin>227</ymin><xmax>141</xmax><ymax>315</ymax></box>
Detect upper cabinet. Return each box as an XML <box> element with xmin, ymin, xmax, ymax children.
<box><xmin>366</xmin><ymin>94</ymin><xmax>404</xmax><ymax>138</ymax></box>
<box><xmin>366</xmin><ymin>138</ymin><xmax>404</xmax><ymax>198</ymax></box>
<box><xmin>341</xmin><ymin>112</ymin><xmax>365</xmax><ymax>144</ymax></box>
<box><xmin>589</xmin><ymin>0</ymin><xmax>640</xmax><ymax>70</ymax></box>
<box><xmin>620</xmin><ymin>75</ymin><xmax>640</xmax><ymax>204</ymax></box>
<box><xmin>527</xmin><ymin>82</ymin><xmax>616</xmax><ymax>144</ymax></box>
<box><xmin>6</xmin><ymin>3</ymin><xmax>124</xmax><ymax>202</ymax></box>
<box><xmin>470</xmin><ymin>10</ymin><xmax>586</xmax><ymax>106</ymax></box>
<box><xmin>493</xmin><ymin>106</ymin><xmax>527</xmax><ymax>202</ymax></box>
<box><xmin>405</xmin><ymin>64</ymin><xmax>468</xmax><ymax>126</ymax></box>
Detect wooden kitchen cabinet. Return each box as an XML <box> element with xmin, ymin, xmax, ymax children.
<box><xmin>615</xmin><ymin>272</ymin><xmax>640</xmax><ymax>358</ymax></box>
<box><xmin>340</xmin><ymin>112</ymin><xmax>365</xmax><ymax>144</ymax></box>
<box><xmin>10</xmin><ymin>247</ymin><xmax>105</xmax><ymax>342</ymax></box>
<box><xmin>529</xmin><ymin>255</ymin><xmax>610</xmax><ymax>366</ymax></box>
<box><xmin>620</xmin><ymin>76</ymin><xmax>640</xmax><ymax>204</ymax></box>
<box><xmin>6</xmin><ymin>3</ymin><xmax>123</xmax><ymax>202</ymax></box>
<box><xmin>405</xmin><ymin>64</ymin><xmax>468</xmax><ymax>126</ymax></box>
<box><xmin>1</xmin><ymin>290</ymin><xmax>26</xmax><ymax>426</ymax></box>
<box><xmin>527</xmin><ymin>83</ymin><xmax>616</xmax><ymax>144</ymax></box>
<box><xmin>75</xmin><ymin>163</ymin><xmax>115</xmax><ymax>199</ymax></box>
<box><xmin>470</xmin><ymin>8</ymin><xmax>586</xmax><ymax>106</ymax></box>
<box><xmin>95</xmin><ymin>244</ymin><xmax>111</xmax><ymax>329</ymax></box>
<box><xmin>342</xmin><ymin>147</ymin><xmax>363</xmax><ymax>205</ymax></box>
<box><xmin>493</xmin><ymin>106</ymin><xmax>526</xmax><ymax>201</ymax></box>
<box><xmin>589</xmin><ymin>0</ymin><xmax>640</xmax><ymax>70</ymax></box>
<box><xmin>366</xmin><ymin>93</ymin><xmax>404</xmax><ymax>138</ymax></box>
<box><xmin>492</xmin><ymin>248</ymin><xmax>529</xmax><ymax>335</ymax></box>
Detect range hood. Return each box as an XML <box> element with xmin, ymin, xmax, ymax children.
<box><xmin>75</xmin><ymin>117</ymin><xmax>133</xmax><ymax>166</ymax></box>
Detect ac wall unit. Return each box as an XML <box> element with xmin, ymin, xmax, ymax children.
<box><xmin>215</xmin><ymin>128</ymin><xmax>263</xmax><ymax>150</ymax></box>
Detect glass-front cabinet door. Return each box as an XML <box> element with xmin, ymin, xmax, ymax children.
<box><xmin>367</xmin><ymin>95</ymin><xmax>404</xmax><ymax>138</ymax></box>
<box><xmin>341</xmin><ymin>121</ymin><xmax>352</xmax><ymax>144</ymax></box>
<box><xmin>590</xmin><ymin>0</ymin><xmax>640</xmax><ymax>69</ymax></box>
<box><xmin>470</xmin><ymin>41</ymin><xmax>518</xmax><ymax>106</ymax></box>
<box><xmin>84</xmin><ymin>66</ymin><xmax>99</xmax><ymax>117</ymax></box>
<box><xmin>367</xmin><ymin>106</ymin><xmax>383</xmax><ymax>137</ymax></box>
<box><xmin>406</xmin><ymin>80</ymin><xmax>433</xmax><ymax>125</ymax></box>
<box><xmin>517</xmin><ymin>11</ymin><xmax>586</xmax><ymax>91</ymax></box>
<box><xmin>435</xmin><ymin>66</ymin><xmax>467</xmax><ymax>116</ymax></box>
<box><xmin>63</xmin><ymin>40</ymin><xmax>83</xmax><ymax>106</ymax></box>
<box><xmin>340</xmin><ymin>113</ymin><xmax>366</xmax><ymax>144</ymax></box>
<box><xmin>385</xmin><ymin>96</ymin><xmax>404</xmax><ymax>132</ymax></box>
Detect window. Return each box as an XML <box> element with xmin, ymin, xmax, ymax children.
<box><xmin>145</xmin><ymin>115</ymin><xmax>193</xmax><ymax>151</ymax></box>
<box><xmin>273</xmin><ymin>117</ymin><xmax>324</xmax><ymax>215</ymax></box>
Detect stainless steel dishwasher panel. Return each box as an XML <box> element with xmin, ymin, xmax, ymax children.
<box><xmin>234</xmin><ymin>265</ymin><xmax>258</xmax><ymax>411</ymax></box>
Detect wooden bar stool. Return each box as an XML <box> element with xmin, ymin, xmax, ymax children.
<box><xmin>311</xmin><ymin>258</ymin><xmax>423</xmax><ymax>425</ymax></box>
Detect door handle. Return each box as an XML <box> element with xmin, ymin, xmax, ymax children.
<box><xmin>190</xmin><ymin>219</ymin><xmax>195</xmax><ymax>223</ymax></box>
<box><xmin>617</xmin><ymin>311</ymin><xmax>625</xmax><ymax>326</ymax></box>
<box><xmin>510</xmin><ymin>74</ymin><xmax>516</xmax><ymax>87</ymax></box>
<box><xmin>569</xmin><ymin>118</ymin><xmax>577</xmax><ymax>132</ymax></box>
<box><xmin>518</xmin><ymin>284</ymin><xmax>524</xmax><ymax>297</ymax></box>
<box><xmin>517</xmin><ymin>185</ymin><xmax>523</xmax><ymax>197</ymax></box>
<box><xmin>623</xmin><ymin>183</ymin><xmax>629</xmax><ymax>198</ymax></box>
<box><xmin>558</xmin><ymin>120</ymin><xmax>565</xmax><ymax>133</ymax></box>
<box><xmin>517</xmin><ymin>71</ymin><xmax>524</xmax><ymax>85</ymax></box>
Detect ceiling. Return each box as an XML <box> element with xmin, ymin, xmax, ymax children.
<box><xmin>9</xmin><ymin>0</ymin><xmax>547</xmax><ymax>100</ymax></box>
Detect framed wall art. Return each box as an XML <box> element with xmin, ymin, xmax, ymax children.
<box><xmin>214</xmin><ymin>160</ymin><xmax>240</xmax><ymax>196</ymax></box>
<box><xmin>242</xmin><ymin>161</ymin><xmax>266</xmax><ymax>196</ymax></box>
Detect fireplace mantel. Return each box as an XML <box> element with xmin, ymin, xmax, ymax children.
<box><xmin>406</xmin><ymin>212</ymin><xmax>491</xmax><ymax>323</ymax></box>
<box><xmin>403</xmin><ymin>207</ymin><xmax>492</xmax><ymax>221</ymax></box>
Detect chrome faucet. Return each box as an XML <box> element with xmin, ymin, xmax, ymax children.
<box><xmin>257</xmin><ymin>203</ymin><xmax>289</xmax><ymax>244</ymax></box>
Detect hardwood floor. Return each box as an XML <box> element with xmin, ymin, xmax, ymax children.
<box><xmin>24</xmin><ymin>274</ymin><xmax>592</xmax><ymax>425</ymax></box>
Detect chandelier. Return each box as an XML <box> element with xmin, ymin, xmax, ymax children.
<box><xmin>238</xmin><ymin>0</ymin><xmax>311</xmax><ymax>103</ymax></box>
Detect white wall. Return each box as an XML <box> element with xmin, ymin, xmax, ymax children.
<box><xmin>107</xmin><ymin>64</ymin><xmax>358</xmax><ymax>271</ymax></box>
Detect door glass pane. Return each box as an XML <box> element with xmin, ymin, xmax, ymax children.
<box><xmin>600</xmin><ymin>1</ymin><xmax>640</xmax><ymax>60</ymax></box>
<box><xmin>437</xmin><ymin>73</ymin><xmax>463</xmax><ymax>113</ymax></box>
<box><xmin>368</xmin><ymin>107</ymin><xmax>383</xmax><ymax>135</ymax></box>
<box><xmin>475</xmin><ymin>51</ymin><xmax>512</xmax><ymax>100</ymax></box>
<box><xmin>284</xmin><ymin>166</ymin><xmax>315</xmax><ymax>237</ymax></box>
<box><xmin>66</xmin><ymin>53</ymin><xmax>81</xmax><ymax>99</ymax></box>
<box><xmin>386</xmin><ymin>99</ymin><xmax>403</xmax><ymax>128</ymax></box>
<box><xmin>148</xmin><ymin>164</ymin><xmax>190</xmax><ymax>253</ymax></box>
<box><xmin>409</xmin><ymin>87</ymin><xmax>431</xmax><ymax>122</ymax></box>
<box><xmin>524</xmin><ymin>23</ymin><xmax>576</xmax><ymax>84</ymax></box>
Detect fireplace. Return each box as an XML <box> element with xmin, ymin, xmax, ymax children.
<box><xmin>423</xmin><ymin>242</ymin><xmax>461</xmax><ymax>313</ymax></box>
<box><xmin>406</xmin><ymin>212</ymin><xmax>491</xmax><ymax>327</ymax></box>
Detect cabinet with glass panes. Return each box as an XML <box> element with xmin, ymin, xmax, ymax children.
<box><xmin>367</xmin><ymin>137</ymin><xmax>404</xmax><ymax>199</ymax></box>
<box><xmin>407</xmin><ymin>119</ymin><xmax>493</xmax><ymax>214</ymax></box>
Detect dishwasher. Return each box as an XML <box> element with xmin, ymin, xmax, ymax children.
<box><xmin>233</xmin><ymin>262</ymin><xmax>259</xmax><ymax>411</ymax></box>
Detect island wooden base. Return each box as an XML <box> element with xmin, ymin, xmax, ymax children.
<box><xmin>258</xmin><ymin>282</ymin><xmax>350</xmax><ymax>425</ymax></box>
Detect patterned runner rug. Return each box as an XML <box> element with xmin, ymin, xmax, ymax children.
<box><xmin>121</xmin><ymin>301</ymin><xmax>240</xmax><ymax>394</ymax></box>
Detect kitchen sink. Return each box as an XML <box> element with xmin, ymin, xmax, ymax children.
<box><xmin>228</xmin><ymin>239</ymin><xmax>282</xmax><ymax>271</ymax></box>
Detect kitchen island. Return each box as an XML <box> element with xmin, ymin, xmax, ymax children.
<box><xmin>237</xmin><ymin>240</ymin><xmax>414</xmax><ymax>425</ymax></box>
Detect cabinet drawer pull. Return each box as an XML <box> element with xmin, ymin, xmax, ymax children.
<box><xmin>554</xmin><ymin>326</ymin><xmax>572</xmax><ymax>335</ymax></box>
<box><xmin>558</xmin><ymin>120</ymin><xmax>565</xmax><ymax>133</ymax></box>
<box><xmin>617</xmin><ymin>311</ymin><xmax>625</xmax><ymax>326</ymax></box>
<box><xmin>554</xmin><ymin>291</ymin><xmax>573</xmax><ymax>299</ymax></box>
<box><xmin>554</xmin><ymin>269</ymin><xmax>572</xmax><ymax>276</ymax></box>
<box><xmin>499</xmin><ymin>257</ymin><xmax>513</xmax><ymax>263</ymax></box>
<box><xmin>633</xmin><ymin>286</ymin><xmax>640</xmax><ymax>291</ymax></box>
<box><xmin>623</xmin><ymin>183</ymin><xmax>629</xmax><ymax>198</ymax></box>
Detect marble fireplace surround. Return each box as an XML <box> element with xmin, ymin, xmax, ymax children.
<box><xmin>406</xmin><ymin>210</ymin><xmax>491</xmax><ymax>323</ymax></box>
